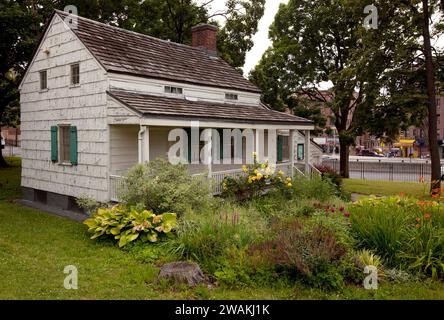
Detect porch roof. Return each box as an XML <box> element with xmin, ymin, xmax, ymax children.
<box><xmin>108</xmin><ymin>90</ymin><xmax>314</xmax><ymax>126</ymax></box>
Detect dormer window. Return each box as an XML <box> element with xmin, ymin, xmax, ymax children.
<box><xmin>165</xmin><ymin>86</ymin><xmax>183</xmax><ymax>94</ymax></box>
<box><xmin>40</xmin><ymin>70</ymin><xmax>47</xmax><ymax>90</ymax></box>
<box><xmin>225</xmin><ymin>93</ymin><xmax>238</xmax><ymax>101</ymax></box>
<box><xmin>70</xmin><ymin>63</ymin><xmax>80</xmax><ymax>85</ymax></box>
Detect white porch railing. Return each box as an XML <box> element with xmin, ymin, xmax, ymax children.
<box><xmin>109</xmin><ymin>162</ymin><xmax>316</xmax><ymax>201</ymax></box>
<box><xmin>110</xmin><ymin>175</ymin><xmax>126</xmax><ymax>202</ymax></box>
<box><xmin>308</xmin><ymin>164</ymin><xmax>322</xmax><ymax>178</ymax></box>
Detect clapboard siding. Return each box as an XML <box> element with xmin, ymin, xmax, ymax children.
<box><xmin>20</xmin><ymin>15</ymin><xmax>110</xmax><ymax>201</ymax></box>
<box><xmin>109</xmin><ymin>125</ymin><xmax>138</xmax><ymax>175</ymax></box>
<box><xmin>109</xmin><ymin>73</ymin><xmax>261</xmax><ymax>106</ymax></box>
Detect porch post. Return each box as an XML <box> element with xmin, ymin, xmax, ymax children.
<box><xmin>208</xmin><ymin>129</ymin><xmax>213</xmax><ymax>178</ymax></box>
<box><xmin>289</xmin><ymin>129</ymin><xmax>296</xmax><ymax>177</ymax></box>
<box><xmin>138</xmin><ymin>125</ymin><xmax>149</xmax><ymax>164</ymax></box>
<box><xmin>305</xmin><ymin>130</ymin><xmax>311</xmax><ymax>174</ymax></box>
<box><xmin>142</xmin><ymin>126</ymin><xmax>150</xmax><ymax>163</ymax></box>
<box><xmin>255</xmin><ymin>129</ymin><xmax>263</xmax><ymax>162</ymax></box>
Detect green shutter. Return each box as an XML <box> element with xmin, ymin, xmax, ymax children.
<box><xmin>277</xmin><ymin>135</ymin><xmax>283</xmax><ymax>162</ymax></box>
<box><xmin>69</xmin><ymin>126</ymin><xmax>78</xmax><ymax>165</ymax></box>
<box><xmin>185</xmin><ymin>128</ymin><xmax>191</xmax><ymax>163</ymax></box>
<box><xmin>51</xmin><ymin>126</ymin><xmax>58</xmax><ymax>162</ymax></box>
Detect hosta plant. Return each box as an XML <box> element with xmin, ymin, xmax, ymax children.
<box><xmin>84</xmin><ymin>205</ymin><xmax>177</xmax><ymax>247</ymax></box>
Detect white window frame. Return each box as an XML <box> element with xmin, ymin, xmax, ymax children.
<box><xmin>164</xmin><ymin>86</ymin><xmax>183</xmax><ymax>95</ymax></box>
<box><xmin>40</xmin><ymin>70</ymin><xmax>48</xmax><ymax>90</ymax></box>
<box><xmin>225</xmin><ymin>93</ymin><xmax>238</xmax><ymax>101</ymax></box>
<box><xmin>70</xmin><ymin>63</ymin><xmax>80</xmax><ymax>86</ymax></box>
<box><xmin>58</xmin><ymin>125</ymin><xmax>71</xmax><ymax>164</ymax></box>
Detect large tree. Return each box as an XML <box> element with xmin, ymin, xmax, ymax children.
<box><xmin>250</xmin><ymin>0</ymin><xmax>437</xmax><ymax>178</ymax></box>
<box><xmin>0</xmin><ymin>0</ymin><xmax>40</xmax><ymax>167</ymax></box>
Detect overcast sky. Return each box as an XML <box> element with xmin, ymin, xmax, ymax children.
<box><xmin>201</xmin><ymin>0</ymin><xmax>289</xmax><ymax>77</ymax></box>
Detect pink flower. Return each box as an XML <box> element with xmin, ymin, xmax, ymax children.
<box><xmin>331</xmin><ymin>208</ymin><xmax>335</xmax><ymax>213</ymax></box>
<box><xmin>344</xmin><ymin>212</ymin><xmax>350</xmax><ymax>218</ymax></box>
<box><xmin>339</xmin><ymin>207</ymin><xmax>345</xmax><ymax>212</ymax></box>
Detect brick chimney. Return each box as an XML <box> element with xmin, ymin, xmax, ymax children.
<box><xmin>191</xmin><ymin>24</ymin><xmax>218</xmax><ymax>55</ymax></box>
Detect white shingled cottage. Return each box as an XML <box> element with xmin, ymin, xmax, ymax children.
<box><xmin>19</xmin><ymin>10</ymin><xmax>319</xmax><ymax>209</ymax></box>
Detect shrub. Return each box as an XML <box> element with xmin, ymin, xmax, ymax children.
<box><xmin>221</xmin><ymin>154</ymin><xmax>293</xmax><ymax>200</ymax></box>
<box><xmin>292</xmin><ymin>175</ymin><xmax>338</xmax><ymax>202</ymax></box>
<box><xmin>213</xmin><ymin>246</ymin><xmax>278</xmax><ymax>287</ymax></box>
<box><xmin>315</xmin><ymin>164</ymin><xmax>342</xmax><ymax>189</ymax></box>
<box><xmin>84</xmin><ymin>205</ymin><xmax>177</xmax><ymax>247</ymax></box>
<box><xmin>250</xmin><ymin>219</ymin><xmax>348</xmax><ymax>290</ymax></box>
<box><xmin>76</xmin><ymin>195</ymin><xmax>109</xmax><ymax>216</ymax></box>
<box><xmin>168</xmin><ymin>205</ymin><xmax>265</xmax><ymax>275</ymax></box>
<box><xmin>119</xmin><ymin>159</ymin><xmax>212</xmax><ymax>215</ymax></box>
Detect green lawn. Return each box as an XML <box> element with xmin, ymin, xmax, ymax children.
<box><xmin>0</xmin><ymin>157</ymin><xmax>443</xmax><ymax>300</ymax></box>
<box><xmin>343</xmin><ymin>179</ymin><xmax>428</xmax><ymax>198</ymax></box>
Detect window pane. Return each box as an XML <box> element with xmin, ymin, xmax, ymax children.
<box><xmin>40</xmin><ymin>71</ymin><xmax>47</xmax><ymax>90</ymax></box>
<box><xmin>59</xmin><ymin>126</ymin><xmax>71</xmax><ymax>162</ymax></box>
<box><xmin>225</xmin><ymin>93</ymin><xmax>238</xmax><ymax>100</ymax></box>
<box><xmin>71</xmin><ymin>64</ymin><xmax>79</xmax><ymax>85</ymax></box>
<box><xmin>165</xmin><ymin>86</ymin><xmax>183</xmax><ymax>94</ymax></box>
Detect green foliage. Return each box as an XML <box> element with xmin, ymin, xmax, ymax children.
<box><xmin>250</xmin><ymin>219</ymin><xmax>348</xmax><ymax>290</ymax></box>
<box><xmin>213</xmin><ymin>246</ymin><xmax>277</xmax><ymax>287</ymax></box>
<box><xmin>249</xmin><ymin>0</ymin><xmax>431</xmax><ymax>177</ymax></box>
<box><xmin>217</xmin><ymin>0</ymin><xmax>266</xmax><ymax>69</ymax></box>
<box><xmin>76</xmin><ymin>195</ymin><xmax>109</xmax><ymax>216</ymax></box>
<box><xmin>315</xmin><ymin>165</ymin><xmax>343</xmax><ymax>190</ymax></box>
<box><xmin>84</xmin><ymin>205</ymin><xmax>177</xmax><ymax>247</ymax></box>
<box><xmin>168</xmin><ymin>207</ymin><xmax>263</xmax><ymax>275</ymax></box>
<box><xmin>120</xmin><ymin>159</ymin><xmax>212</xmax><ymax>215</ymax></box>
<box><xmin>350</xmin><ymin>196</ymin><xmax>444</xmax><ymax>278</ymax></box>
<box><xmin>293</xmin><ymin>175</ymin><xmax>338</xmax><ymax>202</ymax></box>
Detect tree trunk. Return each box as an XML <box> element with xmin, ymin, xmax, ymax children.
<box><xmin>0</xmin><ymin>125</ymin><xmax>7</xmax><ymax>167</ymax></box>
<box><xmin>0</xmin><ymin>147</ymin><xmax>8</xmax><ymax>167</ymax></box>
<box><xmin>339</xmin><ymin>140</ymin><xmax>350</xmax><ymax>178</ymax></box>
<box><xmin>422</xmin><ymin>0</ymin><xmax>441</xmax><ymax>192</ymax></box>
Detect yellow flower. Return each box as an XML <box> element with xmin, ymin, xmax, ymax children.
<box><xmin>252</xmin><ymin>152</ymin><xmax>257</xmax><ymax>158</ymax></box>
<box><xmin>254</xmin><ymin>169</ymin><xmax>259</xmax><ymax>174</ymax></box>
<box><xmin>257</xmin><ymin>173</ymin><xmax>263</xmax><ymax>180</ymax></box>
<box><xmin>242</xmin><ymin>165</ymin><xmax>248</xmax><ymax>172</ymax></box>
<box><xmin>261</xmin><ymin>163</ymin><xmax>266</xmax><ymax>169</ymax></box>
<box><xmin>287</xmin><ymin>183</ymin><xmax>292</xmax><ymax>188</ymax></box>
<box><xmin>278</xmin><ymin>170</ymin><xmax>284</xmax><ymax>176</ymax></box>
<box><xmin>286</xmin><ymin>177</ymin><xmax>292</xmax><ymax>182</ymax></box>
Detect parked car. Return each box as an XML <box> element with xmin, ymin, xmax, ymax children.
<box><xmin>358</xmin><ymin>149</ymin><xmax>384</xmax><ymax>157</ymax></box>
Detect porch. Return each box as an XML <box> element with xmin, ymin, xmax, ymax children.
<box><xmin>108</xmin><ymin>124</ymin><xmax>319</xmax><ymax>201</ymax></box>
<box><xmin>106</xmin><ymin>90</ymin><xmax>316</xmax><ymax>202</ymax></box>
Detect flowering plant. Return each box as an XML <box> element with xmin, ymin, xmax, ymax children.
<box><xmin>221</xmin><ymin>153</ymin><xmax>293</xmax><ymax>200</ymax></box>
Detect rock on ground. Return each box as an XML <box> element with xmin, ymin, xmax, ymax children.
<box><xmin>158</xmin><ymin>262</ymin><xmax>206</xmax><ymax>286</ymax></box>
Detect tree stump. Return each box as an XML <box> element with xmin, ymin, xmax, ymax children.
<box><xmin>158</xmin><ymin>262</ymin><xmax>206</xmax><ymax>286</ymax></box>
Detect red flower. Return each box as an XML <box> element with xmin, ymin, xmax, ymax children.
<box><xmin>344</xmin><ymin>212</ymin><xmax>350</xmax><ymax>218</ymax></box>
<box><xmin>415</xmin><ymin>224</ymin><xmax>421</xmax><ymax>229</ymax></box>
<box><xmin>339</xmin><ymin>207</ymin><xmax>345</xmax><ymax>212</ymax></box>
<box><xmin>331</xmin><ymin>208</ymin><xmax>335</xmax><ymax>213</ymax></box>
<box><xmin>424</xmin><ymin>214</ymin><xmax>431</xmax><ymax>219</ymax></box>
<box><xmin>415</xmin><ymin>217</ymin><xmax>421</xmax><ymax>222</ymax></box>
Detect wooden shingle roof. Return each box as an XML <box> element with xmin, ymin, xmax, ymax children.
<box><xmin>108</xmin><ymin>90</ymin><xmax>313</xmax><ymax>125</ymax></box>
<box><xmin>56</xmin><ymin>11</ymin><xmax>260</xmax><ymax>93</ymax></box>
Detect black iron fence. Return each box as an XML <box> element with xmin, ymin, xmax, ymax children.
<box><xmin>322</xmin><ymin>159</ymin><xmax>442</xmax><ymax>182</ymax></box>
